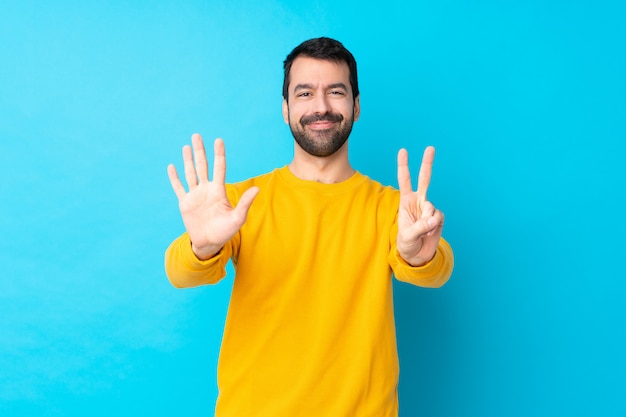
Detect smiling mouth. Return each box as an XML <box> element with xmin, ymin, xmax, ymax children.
<box><xmin>307</xmin><ymin>120</ymin><xmax>337</xmax><ymax>130</ymax></box>
<box><xmin>300</xmin><ymin>112</ymin><xmax>343</xmax><ymax>129</ymax></box>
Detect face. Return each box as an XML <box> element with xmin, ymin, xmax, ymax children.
<box><xmin>282</xmin><ymin>57</ymin><xmax>360</xmax><ymax>157</ymax></box>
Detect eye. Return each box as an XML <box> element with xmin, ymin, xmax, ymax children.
<box><xmin>297</xmin><ymin>92</ymin><xmax>312</xmax><ymax>98</ymax></box>
<box><xmin>329</xmin><ymin>90</ymin><xmax>345</xmax><ymax>96</ymax></box>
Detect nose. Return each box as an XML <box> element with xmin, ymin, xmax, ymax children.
<box><xmin>311</xmin><ymin>93</ymin><xmax>331</xmax><ymax>114</ymax></box>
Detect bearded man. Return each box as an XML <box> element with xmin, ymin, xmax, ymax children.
<box><xmin>165</xmin><ymin>37</ymin><xmax>454</xmax><ymax>417</ymax></box>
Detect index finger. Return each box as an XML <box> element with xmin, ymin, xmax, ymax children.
<box><xmin>397</xmin><ymin>148</ymin><xmax>413</xmax><ymax>196</ymax></box>
<box><xmin>417</xmin><ymin>146</ymin><xmax>435</xmax><ymax>201</ymax></box>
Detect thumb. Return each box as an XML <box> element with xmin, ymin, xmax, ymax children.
<box><xmin>409</xmin><ymin>216</ymin><xmax>438</xmax><ymax>238</ymax></box>
<box><xmin>233</xmin><ymin>186</ymin><xmax>259</xmax><ymax>222</ymax></box>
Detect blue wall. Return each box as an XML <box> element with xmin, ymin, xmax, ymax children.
<box><xmin>1</xmin><ymin>1</ymin><xmax>624</xmax><ymax>415</ymax></box>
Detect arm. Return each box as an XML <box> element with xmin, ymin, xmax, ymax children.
<box><xmin>165</xmin><ymin>232</ymin><xmax>234</xmax><ymax>288</ymax></box>
<box><xmin>164</xmin><ymin>134</ymin><xmax>258</xmax><ymax>287</ymax></box>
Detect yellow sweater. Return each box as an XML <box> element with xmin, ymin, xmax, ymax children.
<box><xmin>165</xmin><ymin>166</ymin><xmax>454</xmax><ymax>417</ymax></box>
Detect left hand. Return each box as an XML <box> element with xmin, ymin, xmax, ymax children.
<box><xmin>396</xmin><ymin>146</ymin><xmax>445</xmax><ymax>266</ymax></box>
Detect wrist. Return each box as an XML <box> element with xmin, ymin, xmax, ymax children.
<box><xmin>191</xmin><ymin>242</ymin><xmax>223</xmax><ymax>261</ymax></box>
<box><xmin>398</xmin><ymin>250</ymin><xmax>434</xmax><ymax>268</ymax></box>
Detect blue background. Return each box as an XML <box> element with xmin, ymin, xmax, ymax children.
<box><xmin>1</xmin><ymin>1</ymin><xmax>625</xmax><ymax>415</ymax></box>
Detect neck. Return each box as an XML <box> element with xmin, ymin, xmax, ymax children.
<box><xmin>288</xmin><ymin>142</ymin><xmax>355</xmax><ymax>184</ymax></box>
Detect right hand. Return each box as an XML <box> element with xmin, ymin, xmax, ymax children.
<box><xmin>167</xmin><ymin>134</ymin><xmax>259</xmax><ymax>260</ymax></box>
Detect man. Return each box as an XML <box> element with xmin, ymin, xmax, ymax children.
<box><xmin>165</xmin><ymin>37</ymin><xmax>454</xmax><ymax>417</ymax></box>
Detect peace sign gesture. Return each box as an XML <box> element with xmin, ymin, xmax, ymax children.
<box><xmin>167</xmin><ymin>134</ymin><xmax>259</xmax><ymax>260</ymax></box>
<box><xmin>396</xmin><ymin>146</ymin><xmax>445</xmax><ymax>267</ymax></box>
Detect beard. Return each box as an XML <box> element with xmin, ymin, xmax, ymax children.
<box><xmin>288</xmin><ymin>110</ymin><xmax>355</xmax><ymax>157</ymax></box>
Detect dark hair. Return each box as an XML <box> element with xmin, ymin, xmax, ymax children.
<box><xmin>282</xmin><ymin>37</ymin><xmax>359</xmax><ymax>102</ymax></box>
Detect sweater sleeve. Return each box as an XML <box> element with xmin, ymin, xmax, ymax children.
<box><xmin>164</xmin><ymin>232</ymin><xmax>235</xmax><ymax>288</ymax></box>
<box><xmin>388</xmin><ymin>237</ymin><xmax>454</xmax><ymax>288</ymax></box>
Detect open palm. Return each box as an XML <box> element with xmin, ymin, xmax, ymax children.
<box><xmin>167</xmin><ymin>134</ymin><xmax>259</xmax><ymax>260</ymax></box>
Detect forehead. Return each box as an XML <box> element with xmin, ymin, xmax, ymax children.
<box><xmin>288</xmin><ymin>56</ymin><xmax>351</xmax><ymax>90</ymax></box>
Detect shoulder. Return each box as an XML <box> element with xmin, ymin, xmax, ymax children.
<box><xmin>225</xmin><ymin>168</ymin><xmax>282</xmax><ymax>204</ymax></box>
<box><xmin>356</xmin><ymin>173</ymin><xmax>399</xmax><ymax>200</ymax></box>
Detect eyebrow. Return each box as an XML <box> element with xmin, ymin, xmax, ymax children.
<box><xmin>293</xmin><ymin>83</ymin><xmax>349</xmax><ymax>93</ymax></box>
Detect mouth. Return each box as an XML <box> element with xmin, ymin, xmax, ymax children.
<box><xmin>306</xmin><ymin>120</ymin><xmax>337</xmax><ymax>130</ymax></box>
<box><xmin>301</xmin><ymin>113</ymin><xmax>343</xmax><ymax>131</ymax></box>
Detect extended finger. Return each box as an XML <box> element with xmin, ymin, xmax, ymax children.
<box><xmin>397</xmin><ymin>148</ymin><xmax>413</xmax><ymax>196</ymax></box>
<box><xmin>167</xmin><ymin>164</ymin><xmax>186</xmax><ymax>199</ymax></box>
<box><xmin>182</xmin><ymin>144</ymin><xmax>198</xmax><ymax>189</ymax></box>
<box><xmin>417</xmin><ymin>146</ymin><xmax>435</xmax><ymax>201</ymax></box>
<box><xmin>212</xmin><ymin>138</ymin><xmax>226</xmax><ymax>184</ymax></box>
<box><xmin>232</xmin><ymin>186</ymin><xmax>260</xmax><ymax>224</ymax></box>
<box><xmin>192</xmin><ymin>133</ymin><xmax>209</xmax><ymax>182</ymax></box>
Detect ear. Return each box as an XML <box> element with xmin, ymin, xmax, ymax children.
<box><xmin>353</xmin><ymin>94</ymin><xmax>361</xmax><ymax>122</ymax></box>
<box><xmin>282</xmin><ymin>99</ymin><xmax>289</xmax><ymax>124</ymax></box>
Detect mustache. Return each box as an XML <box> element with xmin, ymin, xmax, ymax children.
<box><xmin>300</xmin><ymin>112</ymin><xmax>344</xmax><ymax>125</ymax></box>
